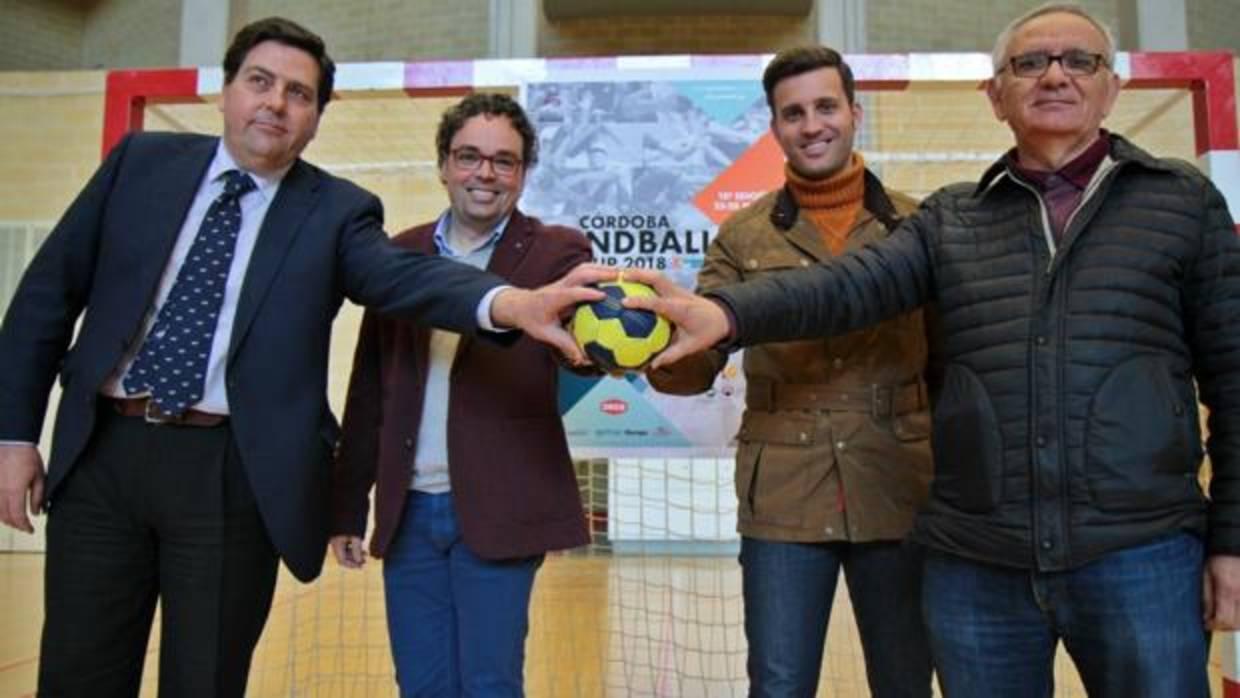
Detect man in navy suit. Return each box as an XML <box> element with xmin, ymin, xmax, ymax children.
<box><xmin>0</xmin><ymin>17</ymin><xmax>605</xmax><ymax>698</ymax></box>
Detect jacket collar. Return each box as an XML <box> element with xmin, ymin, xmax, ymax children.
<box><xmin>228</xmin><ymin>155</ymin><xmax>320</xmax><ymax>359</ymax></box>
<box><xmin>400</xmin><ymin>209</ymin><xmax>536</xmax><ymax>369</ymax></box>
<box><xmin>770</xmin><ymin>168</ymin><xmax>903</xmax><ymax>232</ymax></box>
<box><xmin>974</xmin><ymin>133</ymin><xmax>1175</xmax><ymax>198</ymax></box>
<box><xmin>484</xmin><ymin>209</ymin><xmax>536</xmax><ymax>279</ymax></box>
<box><xmin>404</xmin><ymin>208</ymin><xmax>536</xmax><ymax>279</ymax></box>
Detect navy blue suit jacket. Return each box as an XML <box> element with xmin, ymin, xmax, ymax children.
<box><xmin>0</xmin><ymin>132</ymin><xmax>505</xmax><ymax>581</ymax></box>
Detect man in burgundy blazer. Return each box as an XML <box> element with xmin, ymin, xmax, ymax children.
<box><xmin>329</xmin><ymin>93</ymin><xmax>591</xmax><ymax>697</ymax></box>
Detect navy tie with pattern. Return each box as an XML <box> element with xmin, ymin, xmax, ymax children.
<box><xmin>123</xmin><ymin>169</ymin><xmax>256</xmax><ymax>416</ymax></box>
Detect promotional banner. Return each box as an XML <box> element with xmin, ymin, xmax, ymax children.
<box><xmin>522</xmin><ymin>79</ymin><xmax>784</xmax><ymax>457</ymax></box>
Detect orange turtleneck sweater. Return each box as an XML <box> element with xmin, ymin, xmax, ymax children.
<box><xmin>785</xmin><ymin>152</ymin><xmax>866</xmax><ymax>256</ymax></box>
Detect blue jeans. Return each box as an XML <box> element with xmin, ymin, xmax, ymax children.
<box><xmin>922</xmin><ymin>533</ymin><xmax>1209</xmax><ymax>698</ymax></box>
<box><xmin>383</xmin><ymin>491</ymin><xmax>543</xmax><ymax>698</ymax></box>
<box><xmin>740</xmin><ymin>537</ymin><xmax>933</xmax><ymax>698</ymax></box>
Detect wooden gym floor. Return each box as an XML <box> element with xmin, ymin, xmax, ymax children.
<box><xmin>0</xmin><ymin>553</ymin><xmax>1224</xmax><ymax>697</ymax></box>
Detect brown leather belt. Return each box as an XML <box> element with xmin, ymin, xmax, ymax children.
<box><xmin>745</xmin><ymin>379</ymin><xmax>927</xmax><ymax>418</ymax></box>
<box><xmin>109</xmin><ymin>397</ymin><xmax>228</xmax><ymax>427</ymax></box>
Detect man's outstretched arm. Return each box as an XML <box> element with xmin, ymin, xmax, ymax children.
<box><xmin>489</xmin><ymin>262</ymin><xmax>617</xmax><ymax>365</ymax></box>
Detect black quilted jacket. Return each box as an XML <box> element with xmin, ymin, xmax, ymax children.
<box><xmin>711</xmin><ymin>135</ymin><xmax>1240</xmax><ymax>571</ymax></box>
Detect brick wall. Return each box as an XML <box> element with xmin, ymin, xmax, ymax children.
<box><xmin>4</xmin><ymin>1</ymin><xmax>1230</xmax><ymax>70</ymax></box>
<box><xmin>1187</xmin><ymin>0</ymin><xmax>1240</xmax><ymax>53</ymax></box>
<box><xmin>81</xmin><ymin>0</ymin><xmax>180</xmax><ymax>69</ymax></box>
<box><xmin>865</xmin><ymin>0</ymin><xmax>1120</xmax><ymax>53</ymax></box>
<box><xmin>0</xmin><ymin>0</ymin><xmax>85</xmax><ymax>70</ymax></box>
<box><xmin>239</xmin><ymin>0</ymin><xmax>490</xmax><ymax>60</ymax></box>
<box><xmin>538</xmin><ymin>11</ymin><xmax>814</xmax><ymax>57</ymax></box>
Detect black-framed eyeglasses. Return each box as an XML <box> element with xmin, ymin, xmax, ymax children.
<box><xmin>1000</xmin><ymin>49</ymin><xmax>1109</xmax><ymax>78</ymax></box>
<box><xmin>450</xmin><ymin>147</ymin><xmax>523</xmax><ymax>176</ymax></box>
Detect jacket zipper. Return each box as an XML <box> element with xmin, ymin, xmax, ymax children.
<box><xmin>1056</xmin><ymin>158</ymin><xmax>1119</xmax><ymax>256</ymax></box>
<box><xmin>1005</xmin><ymin>157</ymin><xmax>1122</xmax><ymax>568</ymax></box>
<box><xmin>1006</xmin><ymin>158</ymin><xmax>1120</xmax><ymax>274</ymax></box>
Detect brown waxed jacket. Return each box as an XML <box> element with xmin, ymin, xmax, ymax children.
<box><xmin>649</xmin><ymin>171</ymin><xmax>933</xmax><ymax>543</ymax></box>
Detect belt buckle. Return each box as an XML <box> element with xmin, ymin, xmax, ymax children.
<box><xmin>871</xmin><ymin>385</ymin><xmax>893</xmax><ymax>419</ymax></box>
<box><xmin>143</xmin><ymin>399</ymin><xmax>173</xmax><ymax>425</ymax></box>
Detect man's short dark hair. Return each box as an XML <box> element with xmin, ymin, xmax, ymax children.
<box><xmin>762</xmin><ymin>45</ymin><xmax>856</xmax><ymax>111</ymax></box>
<box><xmin>223</xmin><ymin>17</ymin><xmax>336</xmax><ymax>113</ymax></box>
<box><xmin>436</xmin><ymin>93</ymin><xmax>539</xmax><ymax>170</ymax></box>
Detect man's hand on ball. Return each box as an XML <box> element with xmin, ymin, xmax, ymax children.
<box><xmin>568</xmin><ymin>275</ymin><xmax>671</xmax><ymax>374</ymax></box>
<box><xmin>491</xmin><ymin>263</ymin><xmax>616</xmax><ymax>364</ymax></box>
<box><xmin>615</xmin><ymin>268</ymin><xmax>731</xmax><ymax>369</ymax></box>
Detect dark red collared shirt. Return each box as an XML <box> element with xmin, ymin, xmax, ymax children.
<box><xmin>1006</xmin><ymin>131</ymin><xmax>1111</xmax><ymax>241</ymax></box>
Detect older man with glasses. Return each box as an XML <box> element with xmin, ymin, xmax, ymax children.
<box><xmin>624</xmin><ymin>3</ymin><xmax>1240</xmax><ymax>696</ymax></box>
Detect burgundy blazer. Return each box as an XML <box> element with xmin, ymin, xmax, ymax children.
<box><xmin>331</xmin><ymin>210</ymin><xmax>592</xmax><ymax>560</ymax></box>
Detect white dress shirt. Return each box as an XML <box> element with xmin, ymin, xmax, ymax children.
<box><xmin>102</xmin><ymin>142</ymin><xmax>285</xmax><ymax>415</ymax></box>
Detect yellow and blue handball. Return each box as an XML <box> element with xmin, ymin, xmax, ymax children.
<box><xmin>572</xmin><ymin>280</ymin><xmax>671</xmax><ymax>373</ymax></box>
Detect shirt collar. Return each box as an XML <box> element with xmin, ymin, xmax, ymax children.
<box><xmin>1003</xmin><ymin>130</ymin><xmax>1111</xmax><ymax>191</ymax></box>
<box><xmin>432</xmin><ymin>211</ymin><xmax>510</xmax><ymax>258</ymax></box>
<box><xmin>210</xmin><ymin>140</ymin><xmax>287</xmax><ymax>202</ymax></box>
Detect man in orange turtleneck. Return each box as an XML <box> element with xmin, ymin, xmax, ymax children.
<box><xmin>648</xmin><ymin>46</ymin><xmax>933</xmax><ymax>697</ymax></box>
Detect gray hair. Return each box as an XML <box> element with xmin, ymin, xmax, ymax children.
<box><xmin>991</xmin><ymin>3</ymin><xmax>1117</xmax><ymax>74</ymax></box>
